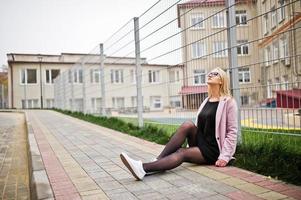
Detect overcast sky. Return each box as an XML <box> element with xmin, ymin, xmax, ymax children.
<box><xmin>0</xmin><ymin>0</ymin><xmax>162</xmax><ymax>67</ymax></box>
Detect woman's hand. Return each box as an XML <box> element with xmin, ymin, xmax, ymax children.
<box><xmin>215</xmin><ymin>159</ymin><xmax>227</xmax><ymax>167</ymax></box>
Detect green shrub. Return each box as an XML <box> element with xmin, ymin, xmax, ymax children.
<box><xmin>234</xmin><ymin>142</ymin><xmax>301</xmax><ymax>185</ymax></box>
<box><xmin>54</xmin><ymin>108</ymin><xmax>301</xmax><ymax>185</ymax></box>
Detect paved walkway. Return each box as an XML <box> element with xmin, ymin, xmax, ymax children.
<box><xmin>0</xmin><ymin>112</ymin><xmax>30</xmax><ymax>200</ymax></box>
<box><xmin>26</xmin><ymin>110</ymin><xmax>301</xmax><ymax>200</ymax></box>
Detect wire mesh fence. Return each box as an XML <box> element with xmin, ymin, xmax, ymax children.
<box><xmin>53</xmin><ymin>0</ymin><xmax>301</xmax><ymax>150</ymax></box>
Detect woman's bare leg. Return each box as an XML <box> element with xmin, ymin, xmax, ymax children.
<box><xmin>157</xmin><ymin>121</ymin><xmax>198</xmax><ymax>160</ymax></box>
<box><xmin>143</xmin><ymin>147</ymin><xmax>205</xmax><ymax>173</ymax></box>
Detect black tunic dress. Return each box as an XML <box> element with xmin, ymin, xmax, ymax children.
<box><xmin>196</xmin><ymin>101</ymin><xmax>220</xmax><ymax>164</ymax></box>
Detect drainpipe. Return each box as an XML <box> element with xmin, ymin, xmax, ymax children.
<box><xmin>38</xmin><ymin>56</ymin><xmax>43</xmax><ymax>109</ymax></box>
<box><xmin>291</xmin><ymin>1</ymin><xmax>301</xmax><ymax>78</ymax></box>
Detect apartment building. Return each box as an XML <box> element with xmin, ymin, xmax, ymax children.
<box><xmin>258</xmin><ymin>0</ymin><xmax>301</xmax><ymax>106</ymax></box>
<box><xmin>177</xmin><ymin>0</ymin><xmax>261</xmax><ymax>109</ymax></box>
<box><xmin>7</xmin><ymin>53</ymin><xmax>183</xmax><ymax>113</ymax></box>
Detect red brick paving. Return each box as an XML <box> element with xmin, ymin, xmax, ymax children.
<box><xmin>31</xmin><ymin>117</ymin><xmax>81</xmax><ymax>200</ymax></box>
<box><xmin>226</xmin><ymin>191</ymin><xmax>264</xmax><ymax>200</ymax></box>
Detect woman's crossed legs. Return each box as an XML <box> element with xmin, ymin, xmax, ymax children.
<box><xmin>143</xmin><ymin>121</ymin><xmax>206</xmax><ymax>173</ymax></box>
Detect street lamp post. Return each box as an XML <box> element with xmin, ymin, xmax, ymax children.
<box><xmin>38</xmin><ymin>56</ymin><xmax>43</xmax><ymax>109</ymax></box>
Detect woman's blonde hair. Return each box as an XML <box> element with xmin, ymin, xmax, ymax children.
<box><xmin>208</xmin><ymin>67</ymin><xmax>232</xmax><ymax>98</ymax></box>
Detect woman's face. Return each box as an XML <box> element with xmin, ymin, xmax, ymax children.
<box><xmin>207</xmin><ymin>71</ymin><xmax>222</xmax><ymax>85</ymax></box>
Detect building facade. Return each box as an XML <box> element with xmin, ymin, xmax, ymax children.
<box><xmin>177</xmin><ymin>0</ymin><xmax>301</xmax><ymax>109</ymax></box>
<box><xmin>258</xmin><ymin>0</ymin><xmax>301</xmax><ymax>106</ymax></box>
<box><xmin>7</xmin><ymin>53</ymin><xmax>183</xmax><ymax>113</ymax></box>
<box><xmin>177</xmin><ymin>0</ymin><xmax>261</xmax><ymax>109</ymax></box>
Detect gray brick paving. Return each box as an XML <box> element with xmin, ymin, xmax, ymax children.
<box><xmin>26</xmin><ymin>110</ymin><xmax>239</xmax><ymax>199</ymax></box>
<box><xmin>23</xmin><ymin>110</ymin><xmax>301</xmax><ymax>200</ymax></box>
<box><xmin>0</xmin><ymin>112</ymin><xmax>30</xmax><ymax>200</ymax></box>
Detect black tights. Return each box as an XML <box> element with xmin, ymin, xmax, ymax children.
<box><xmin>143</xmin><ymin>121</ymin><xmax>206</xmax><ymax>173</ymax></box>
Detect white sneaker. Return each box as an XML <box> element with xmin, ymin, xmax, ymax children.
<box><xmin>120</xmin><ymin>152</ymin><xmax>146</xmax><ymax>180</ymax></box>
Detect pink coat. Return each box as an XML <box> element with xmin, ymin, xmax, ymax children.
<box><xmin>194</xmin><ymin>96</ymin><xmax>238</xmax><ymax>163</ymax></box>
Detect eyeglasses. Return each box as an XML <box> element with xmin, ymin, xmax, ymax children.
<box><xmin>207</xmin><ymin>72</ymin><xmax>220</xmax><ymax>77</ymax></box>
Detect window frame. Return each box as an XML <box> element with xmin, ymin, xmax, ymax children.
<box><xmin>192</xmin><ymin>42</ymin><xmax>207</xmax><ymax>59</ymax></box>
<box><xmin>271</xmin><ymin>6</ymin><xmax>277</xmax><ymax>29</ymax></box>
<box><xmin>193</xmin><ymin>69</ymin><xmax>206</xmax><ymax>85</ymax></box>
<box><xmin>72</xmin><ymin>69</ymin><xmax>83</xmax><ymax>84</ymax></box>
<box><xmin>148</xmin><ymin>70</ymin><xmax>160</xmax><ymax>83</ymax></box>
<box><xmin>278</xmin><ymin>0</ymin><xmax>286</xmax><ymax>23</ymax></box>
<box><xmin>190</xmin><ymin>13</ymin><xmax>205</xmax><ymax>29</ymax></box>
<box><xmin>237</xmin><ymin>40</ymin><xmax>249</xmax><ymax>56</ymax></box>
<box><xmin>110</xmin><ymin>69</ymin><xmax>124</xmax><ymax>84</ymax></box>
<box><xmin>90</xmin><ymin>68</ymin><xmax>101</xmax><ymax>84</ymax></box>
<box><xmin>235</xmin><ymin>10</ymin><xmax>248</xmax><ymax>26</ymax></box>
<box><xmin>45</xmin><ymin>69</ymin><xmax>60</xmax><ymax>84</ymax></box>
<box><xmin>213</xmin><ymin>41</ymin><xmax>228</xmax><ymax>57</ymax></box>
<box><xmin>273</xmin><ymin>42</ymin><xmax>279</xmax><ymax>64</ymax></box>
<box><xmin>20</xmin><ymin>68</ymin><xmax>38</xmax><ymax>85</ymax></box>
<box><xmin>238</xmin><ymin>68</ymin><xmax>251</xmax><ymax>83</ymax></box>
<box><xmin>212</xmin><ymin>12</ymin><xmax>226</xmax><ymax>28</ymax></box>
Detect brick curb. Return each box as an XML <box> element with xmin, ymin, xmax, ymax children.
<box><xmin>24</xmin><ymin>111</ymin><xmax>55</xmax><ymax>200</ymax></box>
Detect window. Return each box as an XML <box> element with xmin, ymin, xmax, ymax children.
<box><xmin>273</xmin><ymin>42</ymin><xmax>279</xmax><ymax>63</ymax></box>
<box><xmin>74</xmin><ymin>98</ymin><xmax>83</xmax><ymax>112</ymax></box>
<box><xmin>271</xmin><ymin>6</ymin><xmax>277</xmax><ymax>29</ymax></box>
<box><xmin>192</xmin><ymin>42</ymin><xmax>206</xmax><ymax>58</ymax></box>
<box><xmin>21</xmin><ymin>99</ymin><xmax>39</xmax><ymax>109</ymax></box>
<box><xmin>150</xmin><ymin>96</ymin><xmax>162</xmax><ymax>109</ymax></box>
<box><xmin>278</xmin><ymin>0</ymin><xmax>285</xmax><ymax>22</ymax></box>
<box><xmin>212</xmin><ymin>12</ymin><xmax>226</xmax><ymax>28</ymax></box>
<box><xmin>169</xmin><ymin>70</ymin><xmax>180</xmax><ymax>83</ymax></box>
<box><xmin>90</xmin><ymin>69</ymin><xmax>101</xmax><ymax>83</ymax></box>
<box><xmin>191</xmin><ymin>13</ymin><xmax>205</xmax><ymax>29</ymax></box>
<box><xmin>46</xmin><ymin>99</ymin><xmax>54</xmax><ymax>108</ymax></box>
<box><xmin>148</xmin><ymin>70</ymin><xmax>160</xmax><ymax>83</ymax></box>
<box><xmin>73</xmin><ymin>69</ymin><xmax>83</xmax><ymax>83</ymax></box>
<box><xmin>282</xmin><ymin>75</ymin><xmax>289</xmax><ymax>90</ymax></box>
<box><xmin>264</xmin><ymin>46</ymin><xmax>272</xmax><ymax>66</ymax></box>
<box><xmin>213</xmin><ymin>41</ymin><xmax>228</xmax><ymax>57</ymax></box>
<box><xmin>112</xmin><ymin>97</ymin><xmax>124</xmax><ymax>109</ymax></box>
<box><xmin>20</xmin><ymin>69</ymin><xmax>37</xmax><ymax>84</ymax></box>
<box><xmin>236</xmin><ymin>10</ymin><xmax>247</xmax><ymax>25</ymax></box>
<box><xmin>240</xmin><ymin>96</ymin><xmax>249</xmax><ymax>105</ymax></box>
<box><xmin>237</xmin><ymin>40</ymin><xmax>249</xmax><ymax>55</ymax></box>
<box><xmin>279</xmin><ymin>37</ymin><xmax>289</xmax><ymax>62</ymax></box>
<box><xmin>91</xmin><ymin>98</ymin><xmax>102</xmax><ymax>113</ymax></box>
<box><xmin>130</xmin><ymin>69</ymin><xmax>136</xmax><ymax>83</ymax></box>
<box><xmin>131</xmin><ymin>96</ymin><xmax>137</xmax><ymax>107</ymax></box>
<box><xmin>263</xmin><ymin>14</ymin><xmax>268</xmax><ymax>35</ymax></box>
<box><xmin>170</xmin><ymin>96</ymin><xmax>181</xmax><ymax>108</ymax></box>
<box><xmin>194</xmin><ymin>69</ymin><xmax>206</xmax><ymax>85</ymax></box>
<box><xmin>238</xmin><ymin>68</ymin><xmax>251</xmax><ymax>83</ymax></box>
<box><xmin>45</xmin><ymin>69</ymin><xmax>60</xmax><ymax>84</ymax></box>
<box><xmin>131</xmin><ymin>96</ymin><xmax>144</xmax><ymax>108</ymax></box>
<box><xmin>110</xmin><ymin>69</ymin><xmax>124</xmax><ymax>83</ymax></box>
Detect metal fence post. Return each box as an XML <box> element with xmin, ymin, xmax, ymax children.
<box><xmin>82</xmin><ymin>63</ymin><xmax>87</xmax><ymax>114</ymax></box>
<box><xmin>134</xmin><ymin>17</ymin><xmax>144</xmax><ymax>128</ymax></box>
<box><xmin>226</xmin><ymin>0</ymin><xmax>242</xmax><ymax>144</ymax></box>
<box><xmin>62</xmin><ymin>72</ymin><xmax>66</xmax><ymax>110</ymax></box>
<box><xmin>99</xmin><ymin>43</ymin><xmax>106</xmax><ymax>116</ymax></box>
<box><xmin>58</xmin><ymin>76</ymin><xmax>61</xmax><ymax>109</ymax></box>
<box><xmin>53</xmin><ymin>79</ymin><xmax>56</xmax><ymax>108</ymax></box>
<box><xmin>70</xmin><ymin>69</ymin><xmax>74</xmax><ymax>112</ymax></box>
